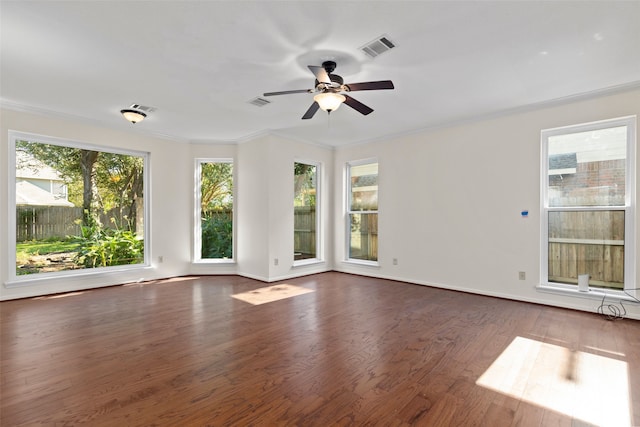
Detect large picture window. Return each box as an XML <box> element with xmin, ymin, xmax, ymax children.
<box><xmin>541</xmin><ymin>116</ymin><xmax>635</xmax><ymax>293</ymax></box>
<box><xmin>195</xmin><ymin>159</ymin><xmax>234</xmax><ymax>262</ymax></box>
<box><xmin>10</xmin><ymin>132</ymin><xmax>148</xmax><ymax>280</ymax></box>
<box><xmin>294</xmin><ymin>161</ymin><xmax>320</xmax><ymax>264</ymax></box>
<box><xmin>347</xmin><ymin>160</ymin><xmax>378</xmax><ymax>263</ymax></box>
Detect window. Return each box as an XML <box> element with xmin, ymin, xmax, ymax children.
<box><xmin>294</xmin><ymin>161</ymin><xmax>320</xmax><ymax>264</ymax></box>
<box><xmin>10</xmin><ymin>132</ymin><xmax>148</xmax><ymax>280</ymax></box>
<box><xmin>195</xmin><ymin>159</ymin><xmax>234</xmax><ymax>262</ymax></box>
<box><xmin>347</xmin><ymin>160</ymin><xmax>378</xmax><ymax>263</ymax></box>
<box><xmin>541</xmin><ymin>116</ymin><xmax>636</xmax><ymax>293</ymax></box>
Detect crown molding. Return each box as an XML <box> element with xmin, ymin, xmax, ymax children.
<box><xmin>336</xmin><ymin>80</ymin><xmax>640</xmax><ymax>149</ymax></box>
<box><xmin>0</xmin><ymin>99</ymin><xmax>188</xmax><ymax>143</ymax></box>
<box><xmin>4</xmin><ymin>80</ymin><xmax>639</xmax><ymax>150</ymax></box>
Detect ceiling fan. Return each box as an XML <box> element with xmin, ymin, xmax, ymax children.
<box><xmin>263</xmin><ymin>61</ymin><xmax>394</xmax><ymax>119</ymax></box>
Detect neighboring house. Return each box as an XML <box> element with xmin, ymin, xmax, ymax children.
<box><xmin>15</xmin><ymin>151</ymin><xmax>74</xmax><ymax>207</ymax></box>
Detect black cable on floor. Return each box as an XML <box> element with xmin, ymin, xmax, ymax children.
<box><xmin>597</xmin><ymin>287</ymin><xmax>640</xmax><ymax>320</ymax></box>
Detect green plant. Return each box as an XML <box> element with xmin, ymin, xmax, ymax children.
<box><xmin>201</xmin><ymin>214</ymin><xmax>232</xmax><ymax>259</ymax></box>
<box><xmin>74</xmin><ymin>224</ymin><xmax>144</xmax><ymax>268</ymax></box>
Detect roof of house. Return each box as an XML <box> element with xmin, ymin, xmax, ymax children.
<box><xmin>16</xmin><ymin>180</ymin><xmax>74</xmax><ymax>207</ymax></box>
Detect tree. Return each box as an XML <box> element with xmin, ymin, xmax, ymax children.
<box><xmin>80</xmin><ymin>149</ymin><xmax>100</xmax><ymax>227</ymax></box>
<box><xmin>96</xmin><ymin>153</ymin><xmax>144</xmax><ymax>231</ymax></box>
<box><xmin>16</xmin><ymin>141</ymin><xmax>143</xmax><ymax>231</ymax></box>
<box><xmin>294</xmin><ymin>162</ymin><xmax>316</xmax><ymax>207</ymax></box>
<box><xmin>201</xmin><ymin>162</ymin><xmax>233</xmax><ymax>214</ymax></box>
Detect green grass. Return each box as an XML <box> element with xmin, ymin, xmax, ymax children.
<box><xmin>17</xmin><ymin>239</ymin><xmax>80</xmax><ymax>256</ymax></box>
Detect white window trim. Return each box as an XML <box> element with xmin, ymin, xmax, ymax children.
<box><xmin>342</xmin><ymin>258</ymin><xmax>380</xmax><ymax>268</ymax></box>
<box><xmin>539</xmin><ymin>116</ymin><xmax>636</xmax><ymax>299</ymax></box>
<box><xmin>293</xmin><ymin>159</ymin><xmax>323</xmax><ymax>266</ymax></box>
<box><xmin>345</xmin><ymin>158</ymin><xmax>379</xmax><ymax>265</ymax></box>
<box><xmin>193</xmin><ymin>158</ymin><xmax>235</xmax><ymax>264</ymax></box>
<box><xmin>7</xmin><ymin>131</ymin><xmax>151</xmax><ymax>285</ymax></box>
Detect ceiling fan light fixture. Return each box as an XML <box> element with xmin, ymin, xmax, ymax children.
<box><xmin>314</xmin><ymin>92</ymin><xmax>346</xmax><ymax>113</ymax></box>
<box><xmin>120</xmin><ymin>109</ymin><xmax>147</xmax><ymax>124</ymax></box>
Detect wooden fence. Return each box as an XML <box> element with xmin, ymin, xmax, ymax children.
<box><xmin>548</xmin><ymin>210</ymin><xmax>624</xmax><ymax>289</ymax></box>
<box><xmin>17</xmin><ymin>206</ymin><xmax>83</xmax><ymax>241</ymax></box>
<box><xmin>16</xmin><ymin>206</ymin><xmax>139</xmax><ymax>242</ymax></box>
<box><xmin>294</xmin><ymin>206</ymin><xmax>316</xmax><ymax>259</ymax></box>
<box><xmin>349</xmin><ymin>213</ymin><xmax>378</xmax><ymax>261</ymax></box>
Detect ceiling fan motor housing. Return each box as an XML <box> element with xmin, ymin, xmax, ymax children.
<box><xmin>322</xmin><ymin>60</ymin><xmax>337</xmax><ymax>73</ymax></box>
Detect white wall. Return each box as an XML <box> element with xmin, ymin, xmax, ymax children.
<box><xmin>265</xmin><ymin>135</ymin><xmax>334</xmax><ymax>281</ymax></box>
<box><xmin>236</xmin><ymin>135</ymin><xmax>271</xmax><ymax>280</ymax></box>
<box><xmin>333</xmin><ymin>88</ymin><xmax>640</xmax><ymax>319</ymax></box>
<box><xmin>1</xmin><ymin>108</ymin><xmax>192</xmax><ymax>299</ymax></box>
<box><xmin>235</xmin><ymin>134</ymin><xmax>334</xmax><ymax>281</ymax></box>
<box><xmin>3</xmin><ymin>88</ymin><xmax>639</xmax><ymax>319</ymax></box>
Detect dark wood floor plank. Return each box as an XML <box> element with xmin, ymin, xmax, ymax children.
<box><xmin>2</xmin><ymin>272</ymin><xmax>639</xmax><ymax>426</ymax></box>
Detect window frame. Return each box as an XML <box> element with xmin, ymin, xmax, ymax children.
<box><xmin>540</xmin><ymin>116</ymin><xmax>636</xmax><ymax>299</ymax></box>
<box><xmin>293</xmin><ymin>159</ymin><xmax>323</xmax><ymax>267</ymax></box>
<box><xmin>345</xmin><ymin>158</ymin><xmax>379</xmax><ymax>266</ymax></box>
<box><xmin>193</xmin><ymin>158</ymin><xmax>235</xmax><ymax>264</ymax></box>
<box><xmin>7</xmin><ymin>131</ymin><xmax>151</xmax><ymax>285</ymax></box>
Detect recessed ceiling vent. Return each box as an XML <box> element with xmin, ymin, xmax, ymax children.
<box><xmin>248</xmin><ymin>97</ymin><xmax>271</xmax><ymax>107</ymax></box>
<box><xmin>360</xmin><ymin>35</ymin><xmax>396</xmax><ymax>58</ymax></box>
<box><xmin>129</xmin><ymin>103</ymin><xmax>156</xmax><ymax>113</ymax></box>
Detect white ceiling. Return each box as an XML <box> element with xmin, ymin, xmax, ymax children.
<box><xmin>2</xmin><ymin>1</ymin><xmax>639</xmax><ymax>147</ymax></box>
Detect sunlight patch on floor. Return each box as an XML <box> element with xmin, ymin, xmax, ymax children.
<box><xmin>232</xmin><ymin>284</ymin><xmax>314</xmax><ymax>305</ymax></box>
<box><xmin>32</xmin><ymin>291</ymin><xmax>85</xmax><ymax>300</ymax></box>
<box><xmin>476</xmin><ymin>336</ymin><xmax>630</xmax><ymax>426</ymax></box>
<box><xmin>122</xmin><ymin>276</ymin><xmax>200</xmax><ymax>288</ymax></box>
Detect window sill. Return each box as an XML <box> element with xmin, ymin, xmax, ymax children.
<box><xmin>293</xmin><ymin>259</ymin><xmax>325</xmax><ymax>268</ymax></box>
<box><xmin>5</xmin><ymin>264</ymin><xmax>153</xmax><ymax>288</ymax></box>
<box><xmin>537</xmin><ymin>283</ymin><xmax>639</xmax><ymax>304</ymax></box>
<box><xmin>192</xmin><ymin>259</ymin><xmax>236</xmax><ymax>265</ymax></box>
<box><xmin>343</xmin><ymin>259</ymin><xmax>380</xmax><ymax>268</ymax></box>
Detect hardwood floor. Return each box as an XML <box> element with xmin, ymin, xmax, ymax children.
<box><xmin>2</xmin><ymin>272</ymin><xmax>639</xmax><ymax>426</ymax></box>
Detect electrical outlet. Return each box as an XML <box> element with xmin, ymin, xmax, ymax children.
<box><xmin>519</xmin><ymin>271</ymin><xmax>526</xmax><ymax>280</ymax></box>
<box><xmin>393</xmin><ymin>258</ymin><xmax>398</xmax><ymax>265</ymax></box>
<box><xmin>274</xmin><ymin>258</ymin><xmax>279</xmax><ymax>266</ymax></box>
<box><xmin>158</xmin><ymin>255</ymin><xmax>164</xmax><ymax>263</ymax></box>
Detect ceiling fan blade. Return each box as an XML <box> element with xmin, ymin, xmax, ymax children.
<box><xmin>345</xmin><ymin>80</ymin><xmax>395</xmax><ymax>91</ymax></box>
<box><xmin>308</xmin><ymin>65</ymin><xmax>331</xmax><ymax>84</ymax></box>
<box><xmin>343</xmin><ymin>95</ymin><xmax>374</xmax><ymax>115</ymax></box>
<box><xmin>302</xmin><ymin>101</ymin><xmax>320</xmax><ymax>120</ymax></box>
<box><xmin>263</xmin><ymin>89</ymin><xmax>312</xmax><ymax>96</ymax></box>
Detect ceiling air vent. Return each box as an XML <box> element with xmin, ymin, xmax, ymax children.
<box><xmin>360</xmin><ymin>35</ymin><xmax>396</xmax><ymax>58</ymax></box>
<box><xmin>129</xmin><ymin>104</ymin><xmax>157</xmax><ymax>113</ymax></box>
<box><xmin>248</xmin><ymin>97</ymin><xmax>271</xmax><ymax>107</ymax></box>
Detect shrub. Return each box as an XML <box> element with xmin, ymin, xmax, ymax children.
<box><xmin>74</xmin><ymin>224</ymin><xmax>144</xmax><ymax>268</ymax></box>
<box><xmin>201</xmin><ymin>214</ymin><xmax>232</xmax><ymax>259</ymax></box>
